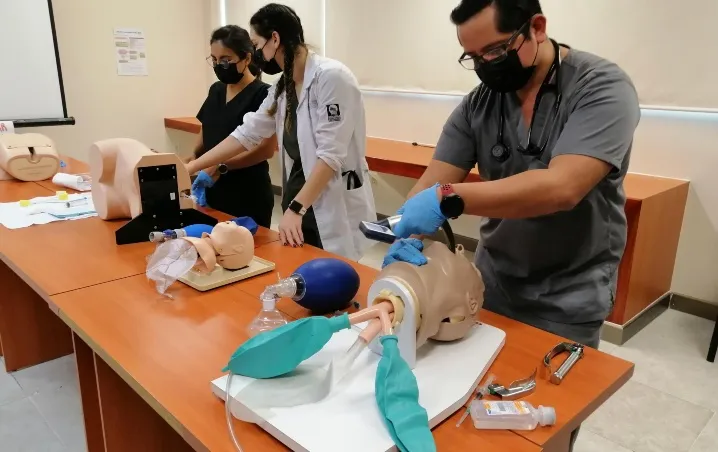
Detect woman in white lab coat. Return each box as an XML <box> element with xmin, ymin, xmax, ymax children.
<box><xmin>186</xmin><ymin>3</ymin><xmax>376</xmax><ymax>261</ymax></box>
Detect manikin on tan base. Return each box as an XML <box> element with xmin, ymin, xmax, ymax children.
<box><xmin>0</xmin><ymin>133</ymin><xmax>60</xmax><ymax>181</ymax></box>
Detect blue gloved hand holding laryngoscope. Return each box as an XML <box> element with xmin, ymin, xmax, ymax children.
<box><xmin>191</xmin><ymin>170</ymin><xmax>215</xmax><ymax>207</ymax></box>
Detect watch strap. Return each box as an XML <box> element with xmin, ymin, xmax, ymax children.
<box><xmin>441</xmin><ymin>184</ymin><xmax>455</xmax><ymax>197</ymax></box>
<box><xmin>289</xmin><ymin>199</ymin><xmax>307</xmax><ymax>216</ymax></box>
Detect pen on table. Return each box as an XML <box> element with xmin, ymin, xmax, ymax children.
<box><xmin>411</xmin><ymin>142</ymin><xmax>435</xmax><ymax>148</ymax></box>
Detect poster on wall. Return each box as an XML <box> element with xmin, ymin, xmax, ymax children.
<box><xmin>113</xmin><ymin>28</ymin><xmax>148</xmax><ymax>76</ymax></box>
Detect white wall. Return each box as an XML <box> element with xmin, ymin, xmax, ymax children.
<box><xmin>32</xmin><ymin>0</ymin><xmax>215</xmax><ymax>161</ymax></box>
<box><xmin>360</xmin><ymin>92</ymin><xmax>718</xmax><ymax>304</ymax></box>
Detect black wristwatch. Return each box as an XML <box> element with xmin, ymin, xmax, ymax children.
<box><xmin>217</xmin><ymin>163</ymin><xmax>229</xmax><ymax>175</ymax></box>
<box><xmin>439</xmin><ymin>184</ymin><xmax>465</xmax><ymax>219</ymax></box>
<box><xmin>288</xmin><ymin>199</ymin><xmax>307</xmax><ymax>216</ymax></box>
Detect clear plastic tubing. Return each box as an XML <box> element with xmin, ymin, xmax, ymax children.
<box><xmin>225</xmin><ymin>372</ymin><xmax>244</xmax><ymax>452</ymax></box>
<box><xmin>470</xmin><ymin>400</ymin><xmax>556</xmax><ymax>431</ymax></box>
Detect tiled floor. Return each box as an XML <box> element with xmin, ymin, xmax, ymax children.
<box><xmin>1</xmin><ymin>203</ymin><xmax>717</xmax><ymax>451</ymax></box>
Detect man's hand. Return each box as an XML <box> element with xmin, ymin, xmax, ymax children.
<box><xmin>279</xmin><ymin>210</ymin><xmax>304</xmax><ymax>247</ymax></box>
<box><xmin>393</xmin><ymin>183</ymin><xmax>447</xmax><ymax>239</ymax></box>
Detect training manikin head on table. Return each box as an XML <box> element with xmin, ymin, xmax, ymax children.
<box><xmin>185</xmin><ymin>3</ymin><xmax>377</xmax><ymax>261</ymax></box>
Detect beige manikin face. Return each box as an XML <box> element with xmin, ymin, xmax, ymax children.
<box><xmin>183</xmin><ymin>222</ymin><xmax>255</xmax><ymax>273</ymax></box>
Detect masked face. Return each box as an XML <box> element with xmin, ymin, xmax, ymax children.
<box><xmin>254</xmin><ymin>37</ymin><xmax>282</xmax><ymax>75</ymax></box>
<box><xmin>474</xmin><ymin>45</ymin><xmax>536</xmax><ymax>93</ymax></box>
<box><xmin>213</xmin><ymin>60</ymin><xmax>245</xmax><ymax>85</ymax></box>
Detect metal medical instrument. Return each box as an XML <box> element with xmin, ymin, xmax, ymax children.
<box><xmin>543</xmin><ymin>342</ymin><xmax>584</xmax><ymax>385</ymax></box>
<box><xmin>487</xmin><ymin>368</ymin><xmax>537</xmax><ymax>400</ymax></box>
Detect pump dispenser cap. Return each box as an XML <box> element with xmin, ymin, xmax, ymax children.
<box><xmin>537</xmin><ymin>406</ymin><xmax>556</xmax><ymax>426</ymax></box>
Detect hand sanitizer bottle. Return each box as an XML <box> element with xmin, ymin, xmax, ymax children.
<box><xmin>470</xmin><ymin>400</ymin><xmax>556</xmax><ymax>430</ymax></box>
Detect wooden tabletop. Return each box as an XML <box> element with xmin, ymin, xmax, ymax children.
<box><xmin>51</xmin><ymin>274</ymin><xmax>542</xmax><ymax>452</ymax></box>
<box><xmin>0</xmin><ymin>157</ymin><xmax>279</xmax><ymax>298</ymax></box>
<box><xmin>164</xmin><ymin>116</ymin><xmax>688</xmax><ymax>200</ymax></box>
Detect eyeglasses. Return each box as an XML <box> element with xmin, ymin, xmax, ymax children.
<box><xmin>458</xmin><ymin>22</ymin><xmax>528</xmax><ymax>70</ymax></box>
<box><xmin>206</xmin><ymin>56</ymin><xmax>238</xmax><ymax>69</ymax></box>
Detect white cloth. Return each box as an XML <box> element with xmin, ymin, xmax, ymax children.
<box><xmin>231</xmin><ymin>52</ymin><xmax>377</xmax><ymax>261</ymax></box>
<box><xmin>0</xmin><ymin>193</ymin><xmax>97</xmax><ymax>229</ymax></box>
<box><xmin>52</xmin><ymin>172</ymin><xmax>91</xmax><ymax>191</ymax></box>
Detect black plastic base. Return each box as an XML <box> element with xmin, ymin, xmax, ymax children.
<box><xmin>115</xmin><ymin>209</ymin><xmax>217</xmax><ymax>245</ymax></box>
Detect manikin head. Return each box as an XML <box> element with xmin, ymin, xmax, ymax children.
<box><xmin>374</xmin><ymin>242</ymin><xmax>485</xmax><ymax>348</ymax></box>
<box><xmin>452</xmin><ymin>0</ymin><xmax>550</xmax><ymax>93</ymax></box>
<box><xmin>208</xmin><ymin>25</ymin><xmax>261</xmax><ymax>86</ymax></box>
<box><xmin>183</xmin><ymin>221</ymin><xmax>254</xmax><ymax>274</ymax></box>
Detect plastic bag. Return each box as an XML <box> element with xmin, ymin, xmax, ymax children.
<box><xmin>146</xmin><ymin>239</ymin><xmax>198</xmax><ymax>296</ymax></box>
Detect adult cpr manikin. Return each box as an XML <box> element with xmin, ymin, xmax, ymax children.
<box><xmin>89</xmin><ymin>138</ymin><xmax>193</xmax><ymax>220</ymax></box>
<box><xmin>0</xmin><ymin>133</ymin><xmax>60</xmax><ymax>181</ymax></box>
<box><xmin>232</xmin><ymin>52</ymin><xmax>376</xmax><ymax>261</ymax></box>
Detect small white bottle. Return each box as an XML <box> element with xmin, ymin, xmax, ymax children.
<box><xmin>246</xmin><ymin>292</ymin><xmax>288</xmax><ymax>337</ymax></box>
<box><xmin>470</xmin><ymin>400</ymin><xmax>556</xmax><ymax>430</ymax></box>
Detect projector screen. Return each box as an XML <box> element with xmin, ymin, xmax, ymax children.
<box><xmin>0</xmin><ymin>0</ymin><xmax>73</xmax><ymax>127</ymax></box>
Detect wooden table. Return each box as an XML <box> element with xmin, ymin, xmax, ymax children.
<box><xmin>0</xmin><ymin>157</ymin><xmax>279</xmax><ymax>371</ymax></box>
<box><xmin>1</xmin><ymin>154</ymin><xmax>633</xmax><ymax>451</ymax></box>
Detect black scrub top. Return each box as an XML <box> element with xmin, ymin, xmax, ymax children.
<box><xmin>281</xmin><ymin>101</ymin><xmax>323</xmax><ymax>249</ymax></box>
<box><xmin>196</xmin><ymin>79</ymin><xmax>274</xmax><ymax>228</ymax></box>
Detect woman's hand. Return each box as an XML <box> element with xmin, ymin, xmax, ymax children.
<box><xmin>279</xmin><ymin>210</ymin><xmax>304</xmax><ymax>247</ymax></box>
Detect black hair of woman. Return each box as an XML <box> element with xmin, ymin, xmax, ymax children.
<box><xmin>210</xmin><ymin>25</ymin><xmax>262</xmax><ymax>78</ymax></box>
<box><xmin>250</xmin><ymin>3</ymin><xmax>306</xmax><ymax>130</ymax></box>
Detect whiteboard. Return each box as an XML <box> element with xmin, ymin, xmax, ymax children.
<box><xmin>0</xmin><ymin>0</ymin><xmax>70</xmax><ymax>124</ymax></box>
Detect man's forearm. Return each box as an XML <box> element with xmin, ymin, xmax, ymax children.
<box><xmin>292</xmin><ymin>159</ymin><xmax>335</xmax><ymax>208</ymax></box>
<box><xmin>452</xmin><ymin>169</ymin><xmax>574</xmax><ymax>219</ymax></box>
<box><xmin>187</xmin><ymin>135</ymin><xmax>246</xmax><ymax>174</ymax></box>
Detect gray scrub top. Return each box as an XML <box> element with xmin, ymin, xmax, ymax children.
<box><xmin>434</xmin><ymin>47</ymin><xmax>640</xmax><ymax>324</ymax></box>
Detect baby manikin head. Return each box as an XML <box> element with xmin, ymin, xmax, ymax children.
<box><xmin>182</xmin><ymin>221</ymin><xmax>254</xmax><ymax>273</ymax></box>
<box><xmin>373</xmin><ymin>242</ymin><xmax>484</xmax><ymax>348</ymax></box>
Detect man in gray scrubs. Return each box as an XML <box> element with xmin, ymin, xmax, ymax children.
<box><xmin>387</xmin><ymin>0</ymin><xmax>640</xmax><ymax>350</ymax></box>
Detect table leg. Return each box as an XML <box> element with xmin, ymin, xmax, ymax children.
<box><xmin>0</xmin><ymin>261</ymin><xmax>73</xmax><ymax>371</ymax></box>
<box><xmin>708</xmin><ymin>314</ymin><xmax>718</xmax><ymax>363</ymax></box>
<box><xmin>72</xmin><ymin>333</ymin><xmax>106</xmax><ymax>452</ymax></box>
<box><xmin>541</xmin><ymin>428</ymin><xmax>572</xmax><ymax>452</ymax></box>
<box><xmin>93</xmin><ymin>354</ymin><xmax>195</xmax><ymax>452</ymax></box>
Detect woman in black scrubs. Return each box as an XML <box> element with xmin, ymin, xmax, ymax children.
<box><xmin>190</xmin><ymin>25</ymin><xmax>276</xmax><ymax>227</ymax></box>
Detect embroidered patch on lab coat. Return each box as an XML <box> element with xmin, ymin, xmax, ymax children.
<box><xmin>326</xmin><ymin>104</ymin><xmax>341</xmax><ymax>122</ymax></box>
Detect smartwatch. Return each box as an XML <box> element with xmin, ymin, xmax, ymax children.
<box><xmin>217</xmin><ymin>163</ymin><xmax>229</xmax><ymax>175</ymax></box>
<box><xmin>288</xmin><ymin>199</ymin><xmax>307</xmax><ymax>216</ymax></box>
<box><xmin>439</xmin><ymin>184</ymin><xmax>464</xmax><ymax>219</ymax></box>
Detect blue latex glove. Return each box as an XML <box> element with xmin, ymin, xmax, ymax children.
<box><xmin>191</xmin><ymin>170</ymin><xmax>215</xmax><ymax>207</ymax></box>
<box><xmin>382</xmin><ymin>239</ymin><xmax>427</xmax><ymax>268</ymax></box>
<box><xmin>393</xmin><ymin>183</ymin><xmax>446</xmax><ymax>239</ymax></box>
<box><xmin>230</xmin><ymin>216</ymin><xmax>259</xmax><ymax>235</ymax></box>
<box><xmin>375</xmin><ymin>335</ymin><xmax>436</xmax><ymax>452</ymax></box>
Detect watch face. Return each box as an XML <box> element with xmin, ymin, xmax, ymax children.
<box><xmin>441</xmin><ymin>195</ymin><xmax>464</xmax><ymax>219</ymax></box>
<box><xmin>218</xmin><ymin>164</ymin><xmax>228</xmax><ymax>174</ymax></box>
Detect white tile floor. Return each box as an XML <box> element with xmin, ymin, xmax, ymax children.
<box><xmin>1</xmin><ymin>203</ymin><xmax>717</xmax><ymax>451</ymax></box>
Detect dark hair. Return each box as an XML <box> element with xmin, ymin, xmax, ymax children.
<box><xmin>450</xmin><ymin>0</ymin><xmax>542</xmax><ymax>37</ymax></box>
<box><xmin>210</xmin><ymin>25</ymin><xmax>261</xmax><ymax>78</ymax></box>
<box><xmin>250</xmin><ymin>3</ymin><xmax>305</xmax><ymax>130</ymax></box>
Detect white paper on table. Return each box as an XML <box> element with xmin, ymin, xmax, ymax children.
<box><xmin>0</xmin><ymin>121</ymin><xmax>14</xmax><ymax>134</ymax></box>
<box><xmin>0</xmin><ymin>193</ymin><xmax>98</xmax><ymax>229</ymax></box>
<box><xmin>114</xmin><ymin>28</ymin><xmax>148</xmax><ymax>76</ymax></box>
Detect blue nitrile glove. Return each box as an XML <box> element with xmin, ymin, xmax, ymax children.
<box><xmin>382</xmin><ymin>238</ymin><xmax>428</xmax><ymax>268</ymax></box>
<box><xmin>191</xmin><ymin>170</ymin><xmax>215</xmax><ymax>207</ymax></box>
<box><xmin>393</xmin><ymin>183</ymin><xmax>446</xmax><ymax>239</ymax></box>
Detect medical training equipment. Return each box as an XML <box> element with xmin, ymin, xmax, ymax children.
<box><xmin>543</xmin><ymin>342</ymin><xmax>585</xmax><ymax>385</ymax></box>
<box><xmin>487</xmin><ymin>368</ymin><xmax>538</xmax><ymax>401</ymax></box>
<box><xmin>213</xmin><ymin>241</ymin><xmax>506</xmax><ymax>452</ymax></box>
<box><xmin>361</xmin><ymin>214</ymin><xmax>456</xmax><ymax>253</ymax></box>
<box><xmin>89</xmin><ymin>137</ymin><xmax>217</xmax><ymax>244</ymax></box>
<box><xmin>52</xmin><ymin>172</ymin><xmax>92</xmax><ymax>191</ymax></box>
<box><xmin>247</xmin><ymin>292</ymin><xmax>288</xmax><ymax>338</ymax></box>
<box><xmin>260</xmin><ymin>258</ymin><xmax>360</xmax><ymax>314</ymax></box>
<box><xmin>0</xmin><ymin>132</ymin><xmax>60</xmax><ymax>181</ymax></box>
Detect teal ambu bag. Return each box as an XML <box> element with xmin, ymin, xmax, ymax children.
<box><xmin>375</xmin><ymin>335</ymin><xmax>436</xmax><ymax>452</ymax></box>
<box><xmin>223</xmin><ymin>313</ymin><xmax>351</xmax><ymax>379</ymax></box>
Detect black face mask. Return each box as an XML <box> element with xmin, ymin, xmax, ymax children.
<box><xmin>254</xmin><ymin>47</ymin><xmax>282</xmax><ymax>75</ymax></box>
<box><xmin>214</xmin><ymin>63</ymin><xmax>244</xmax><ymax>85</ymax></box>
<box><xmin>474</xmin><ymin>47</ymin><xmax>537</xmax><ymax>93</ymax></box>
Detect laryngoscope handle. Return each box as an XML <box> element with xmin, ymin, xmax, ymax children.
<box><xmin>382</xmin><ymin>216</ymin><xmax>457</xmax><ymax>254</ymax></box>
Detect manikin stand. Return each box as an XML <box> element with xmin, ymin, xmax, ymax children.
<box><xmin>115</xmin><ymin>164</ymin><xmax>217</xmax><ymax>245</ymax></box>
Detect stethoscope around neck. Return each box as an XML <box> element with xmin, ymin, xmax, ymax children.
<box><xmin>491</xmin><ymin>39</ymin><xmax>564</xmax><ymax>163</ymax></box>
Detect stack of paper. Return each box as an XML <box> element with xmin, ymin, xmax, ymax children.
<box><xmin>0</xmin><ymin>193</ymin><xmax>97</xmax><ymax>229</ymax></box>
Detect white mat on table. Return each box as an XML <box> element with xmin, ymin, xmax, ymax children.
<box><xmin>0</xmin><ymin>193</ymin><xmax>97</xmax><ymax>229</ymax></box>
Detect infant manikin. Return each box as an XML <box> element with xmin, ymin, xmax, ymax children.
<box><xmin>89</xmin><ymin>138</ymin><xmax>193</xmax><ymax>220</ymax></box>
<box><xmin>0</xmin><ymin>133</ymin><xmax>60</xmax><ymax>181</ymax></box>
<box><xmin>146</xmin><ymin>221</ymin><xmax>255</xmax><ymax>294</ymax></box>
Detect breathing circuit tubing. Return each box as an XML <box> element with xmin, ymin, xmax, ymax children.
<box><xmin>226</xmin><ymin>373</ymin><xmax>244</xmax><ymax>452</ymax></box>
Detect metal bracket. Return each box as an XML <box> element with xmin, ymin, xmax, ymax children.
<box><xmin>487</xmin><ymin>368</ymin><xmax>537</xmax><ymax>400</ymax></box>
<box><xmin>543</xmin><ymin>342</ymin><xmax>584</xmax><ymax>385</ymax></box>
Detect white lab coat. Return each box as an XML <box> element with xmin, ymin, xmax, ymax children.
<box><xmin>231</xmin><ymin>52</ymin><xmax>377</xmax><ymax>261</ymax></box>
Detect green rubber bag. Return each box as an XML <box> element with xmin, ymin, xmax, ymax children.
<box><xmin>223</xmin><ymin>313</ymin><xmax>351</xmax><ymax>379</ymax></box>
<box><xmin>375</xmin><ymin>335</ymin><xmax>436</xmax><ymax>452</ymax></box>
